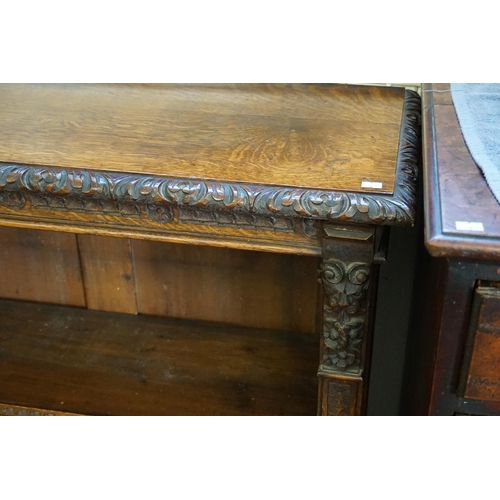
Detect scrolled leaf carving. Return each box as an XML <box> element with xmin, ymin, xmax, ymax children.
<box><xmin>320</xmin><ymin>259</ymin><xmax>371</xmax><ymax>373</ymax></box>
<box><xmin>0</xmin><ymin>90</ymin><xmax>420</xmax><ymax>226</ymax></box>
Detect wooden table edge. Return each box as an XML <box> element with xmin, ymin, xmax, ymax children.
<box><xmin>422</xmin><ymin>83</ymin><xmax>500</xmax><ymax>260</ymax></box>
<box><xmin>0</xmin><ymin>90</ymin><xmax>420</xmax><ymax>230</ymax></box>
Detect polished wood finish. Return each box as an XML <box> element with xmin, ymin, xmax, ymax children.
<box><xmin>0</xmin><ymin>86</ymin><xmax>419</xmax><ymax>254</ymax></box>
<box><xmin>0</xmin><ymin>299</ymin><xmax>318</xmax><ymax>416</ymax></box>
<box><xmin>0</xmin><ymin>84</ymin><xmax>420</xmax><ymax>416</ymax></box>
<box><xmin>0</xmin><ymin>84</ymin><xmax>404</xmax><ymax>193</ymax></box>
<box><xmin>423</xmin><ymin>83</ymin><xmax>500</xmax><ymax>259</ymax></box>
<box><xmin>406</xmin><ymin>83</ymin><xmax>500</xmax><ymax>416</ymax></box>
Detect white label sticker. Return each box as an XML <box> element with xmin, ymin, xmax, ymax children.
<box><xmin>455</xmin><ymin>221</ymin><xmax>484</xmax><ymax>232</ymax></box>
<box><xmin>361</xmin><ymin>181</ymin><xmax>383</xmax><ymax>189</ymax></box>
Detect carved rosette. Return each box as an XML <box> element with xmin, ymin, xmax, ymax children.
<box><xmin>320</xmin><ymin>259</ymin><xmax>371</xmax><ymax>373</ymax></box>
<box><xmin>177</xmin><ymin>206</ymin><xmax>298</xmax><ymax>233</ymax></box>
<box><xmin>0</xmin><ymin>190</ymin><xmax>26</xmax><ymax>210</ymax></box>
<box><xmin>145</xmin><ymin>203</ymin><xmax>174</xmax><ymax>223</ymax></box>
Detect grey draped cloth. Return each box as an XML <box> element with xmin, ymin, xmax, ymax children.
<box><xmin>451</xmin><ymin>83</ymin><xmax>500</xmax><ymax>204</ymax></box>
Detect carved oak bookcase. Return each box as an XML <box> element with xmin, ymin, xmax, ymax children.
<box><xmin>0</xmin><ymin>84</ymin><xmax>420</xmax><ymax>416</ymax></box>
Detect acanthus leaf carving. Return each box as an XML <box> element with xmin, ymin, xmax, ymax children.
<box><xmin>0</xmin><ymin>90</ymin><xmax>420</xmax><ymax>227</ymax></box>
<box><xmin>320</xmin><ymin>259</ymin><xmax>371</xmax><ymax>373</ymax></box>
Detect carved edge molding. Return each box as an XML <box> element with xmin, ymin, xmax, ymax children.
<box><xmin>0</xmin><ymin>91</ymin><xmax>420</xmax><ymax>226</ymax></box>
<box><xmin>0</xmin><ymin>403</ymin><xmax>76</xmax><ymax>416</ymax></box>
<box><xmin>319</xmin><ymin>259</ymin><xmax>371</xmax><ymax>373</ymax></box>
<box><xmin>393</xmin><ymin>89</ymin><xmax>421</xmax><ymax>225</ymax></box>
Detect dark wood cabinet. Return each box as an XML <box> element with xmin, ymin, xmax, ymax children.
<box><xmin>404</xmin><ymin>83</ymin><xmax>500</xmax><ymax>416</ymax></box>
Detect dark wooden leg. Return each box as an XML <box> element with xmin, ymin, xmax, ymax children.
<box><xmin>317</xmin><ymin>224</ymin><xmax>375</xmax><ymax>416</ymax></box>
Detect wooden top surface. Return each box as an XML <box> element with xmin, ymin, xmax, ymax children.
<box><xmin>0</xmin><ymin>83</ymin><xmax>405</xmax><ymax>194</ymax></box>
<box><xmin>423</xmin><ymin>83</ymin><xmax>500</xmax><ymax>259</ymax></box>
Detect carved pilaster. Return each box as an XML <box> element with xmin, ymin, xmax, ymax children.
<box><xmin>320</xmin><ymin>259</ymin><xmax>370</xmax><ymax>373</ymax></box>
<box><xmin>317</xmin><ymin>223</ymin><xmax>376</xmax><ymax>416</ymax></box>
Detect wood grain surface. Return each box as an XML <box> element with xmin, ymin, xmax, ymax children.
<box><xmin>78</xmin><ymin>234</ymin><xmax>138</xmax><ymax>314</ymax></box>
<box><xmin>0</xmin><ymin>84</ymin><xmax>405</xmax><ymax>193</ymax></box>
<box><xmin>423</xmin><ymin>83</ymin><xmax>500</xmax><ymax>259</ymax></box>
<box><xmin>0</xmin><ymin>225</ymin><xmax>318</xmax><ymax>332</ymax></box>
<box><xmin>132</xmin><ymin>240</ymin><xmax>318</xmax><ymax>333</ymax></box>
<box><xmin>0</xmin><ymin>299</ymin><xmax>318</xmax><ymax>416</ymax></box>
<box><xmin>0</xmin><ymin>226</ymin><xmax>86</xmax><ymax>306</ymax></box>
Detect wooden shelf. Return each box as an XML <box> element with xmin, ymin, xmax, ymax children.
<box><xmin>0</xmin><ymin>299</ymin><xmax>318</xmax><ymax>416</ymax></box>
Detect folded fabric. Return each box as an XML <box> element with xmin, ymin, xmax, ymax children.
<box><xmin>451</xmin><ymin>83</ymin><xmax>500</xmax><ymax>205</ymax></box>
